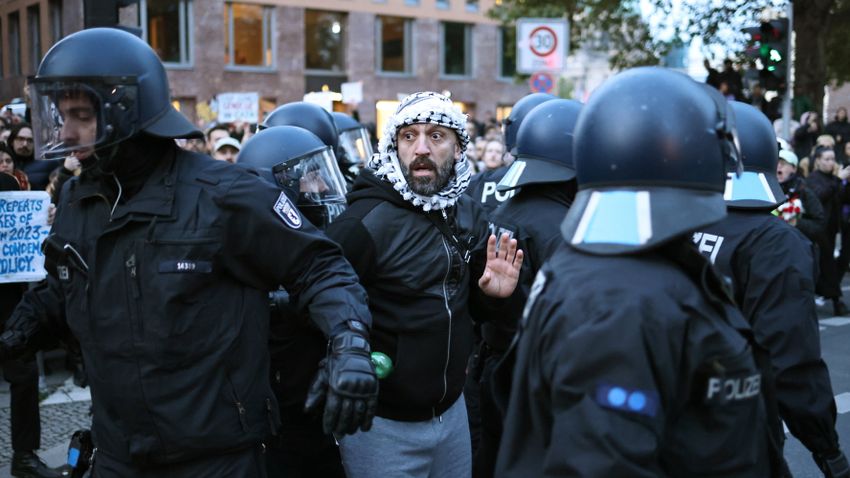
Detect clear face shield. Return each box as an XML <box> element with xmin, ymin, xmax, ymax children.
<box><xmin>272</xmin><ymin>146</ymin><xmax>348</xmax><ymax>229</ymax></box>
<box><xmin>28</xmin><ymin>77</ymin><xmax>140</xmax><ymax>160</ymax></box>
<box><xmin>338</xmin><ymin>127</ymin><xmax>373</xmax><ymax>170</ymax></box>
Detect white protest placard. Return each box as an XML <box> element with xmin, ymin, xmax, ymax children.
<box><xmin>217</xmin><ymin>92</ymin><xmax>260</xmax><ymax>123</ymax></box>
<box><xmin>516</xmin><ymin>18</ymin><xmax>569</xmax><ymax>74</ymax></box>
<box><xmin>0</xmin><ymin>191</ymin><xmax>51</xmax><ymax>283</ymax></box>
<box><xmin>341</xmin><ymin>81</ymin><xmax>363</xmax><ymax>105</ymax></box>
<box><xmin>303</xmin><ymin>92</ymin><xmax>335</xmax><ymax>113</ymax></box>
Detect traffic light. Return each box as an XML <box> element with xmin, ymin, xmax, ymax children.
<box><xmin>743</xmin><ymin>18</ymin><xmax>789</xmax><ymax>91</ymax></box>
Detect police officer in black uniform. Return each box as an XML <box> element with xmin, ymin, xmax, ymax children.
<box><xmin>238</xmin><ymin>125</ymin><xmax>350</xmax><ymax>477</ymax></box>
<box><xmin>472</xmin><ymin>98</ymin><xmax>581</xmax><ymax>478</ymax></box>
<box><xmin>332</xmin><ymin>112</ymin><xmax>373</xmax><ymax>182</ymax></box>
<box><xmin>465</xmin><ymin>93</ymin><xmax>556</xmax><ymax>214</ymax></box>
<box><xmin>495</xmin><ymin>67</ymin><xmax>777</xmax><ymax>477</ymax></box>
<box><xmin>694</xmin><ymin>101</ymin><xmax>850</xmax><ymax>478</ymax></box>
<box><xmin>0</xmin><ymin>28</ymin><xmax>378</xmax><ymax>477</ymax></box>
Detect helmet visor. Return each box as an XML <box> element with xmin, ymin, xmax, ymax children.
<box><xmin>29</xmin><ymin>77</ymin><xmax>140</xmax><ymax>160</ymax></box>
<box><xmin>339</xmin><ymin>127</ymin><xmax>373</xmax><ymax>168</ymax></box>
<box><xmin>272</xmin><ymin>146</ymin><xmax>348</xmax><ymax>209</ymax></box>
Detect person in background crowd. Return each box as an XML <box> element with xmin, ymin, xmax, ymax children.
<box><xmin>826</xmin><ymin>107</ymin><xmax>850</xmax><ymax>164</ymax></box>
<box><xmin>0</xmin><ymin>143</ymin><xmax>29</xmax><ymax>190</ymax></box>
<box><xmin>480</xmin><ymin>140</ymin><xmax>505</xmax><ymax>172</ymax></box>
<box><xmin>46</xmin><ymin>155</ymin><xmax>81</xmax><ymax>204</ymax></box>
<box><xmin>695</xmin><ymin>101</ymin><xmax>847</xmax><ymax>477</ymax></box>
<box><xmin>776</xmin><ymin>148</ymin><xmax>827</xmax><ymax>245</ymax></box>
<box><xmin>212</xmin><ymin>136</ymin><xmax>241</xmax><ymax>163</ymax></box>
<box><xmin>179</xmin><ymin>137</ymin><xmax>207</xmax><ymax>154</ymax></box>
<box><xmin>795</xmin><ymin>111</ymin><xmax>823</xmax><ymax>162</ymax></box>
<box><xmin>8</xmin><ymin>123</ymin><xmax>61</xmax><ymax>191</ymax></box>
<box><xmin>326</xmin><ymin>91</ymin><xmax>522</xmax><ymax>478</ymax></box>
<box><xmin>496</xmin><ymin>66</ymin><xmax>776</xmax><ymax>477</ymax></box>
<box><xmin>205</xmin><ymin>123</ymin><xmax>231</xmax><ymax>154</ymax></box>
<box><xmin>805</xmin><ymin>146</ymin><xmax>850</xmax><ymax>315</ymax></box>
<box><xmin>0</xmin><ymin>171</ymin><xmax>62</xmax><ymax>478</ymax></box>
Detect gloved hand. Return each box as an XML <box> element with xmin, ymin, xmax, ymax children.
<box><xmin>304</xmin><ymin>322</ymin><xmax>379</xmax><ymax>436</ymax></box>
<box><xmin>0</xmin><ymin>329</ymin><xmax>29</xmax><ymax>362</ymax></box>
<box><xmin>814</xmin><ymin>450</ymin><xmax>850</xmax><ymax>478</ymax></box>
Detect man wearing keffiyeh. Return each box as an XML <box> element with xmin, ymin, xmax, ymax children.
<box><xmin>325</xmin><ymin>92</ymin><xmax>523</xmax><ymax>477</ymax></box>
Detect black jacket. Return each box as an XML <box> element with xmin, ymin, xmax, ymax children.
<box><xmin>781</xmin><ymin>174</ymin><xmax>826</xmax><ymax>243</ymax></box>
<box><xmin>6</xmin><ymin>147</ymin><xmax>370</xmax><ymax>467</ymax></box>
<box><xmin>482</xmin><ymin>182</ymin><xmax>572</xmax><ymax>351</ymax></box>
<box><xmin>495</xmin><ymin>240</ymin><xmax>774</xmax><ymax>477</ymax></box>
<box><xmin>696</xmin><ymin>211</ymin><xmax>841</xmax><ymax>458</ymax></box>
<box><xmin>326</xmin><ymin>170</ymin><xmax>492</xmax><ymax>421</ymax></box>
<box><xmin>465</xmin><ymin>167</ymin><xmax>515</xmax><ymax>216</ymax></box>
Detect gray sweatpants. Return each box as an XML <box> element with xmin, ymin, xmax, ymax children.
<box><xmin>338</xmin><ymin>394</ymin><xmax>472</xmax><ymax>478</ymax></box>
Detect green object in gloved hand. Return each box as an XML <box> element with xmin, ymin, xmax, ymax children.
<box><xmin>371</xmin><ymin>352</ymin><xmax>393</xmax><ymax>379</ymax></box>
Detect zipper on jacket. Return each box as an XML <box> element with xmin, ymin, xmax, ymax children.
<box><xmin>438</xmin><ymin>236</ymin><xmax>453</xmax><ymax>404</ymax></box>
<box><xmin>236</xmin><ymin>401</ymin><xmax>249</xmax><ymax>432</ymax></box>
<box><xmin>266</xmin><ymin>398</ymin><xmax>277</xmax><ymax>436</ymax></box>
<box><xmin>124</xmin><ymin>253</ymin><xmax>143</xmax><ymax>338</ymax></box>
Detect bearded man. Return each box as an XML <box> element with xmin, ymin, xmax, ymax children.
<box><xmin>325</xmin><ymin>92</ymin><xmax>523</xmax><ymax>478</ymax></box>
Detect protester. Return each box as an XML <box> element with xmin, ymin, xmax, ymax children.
<box><xmin>211</xmin><ymin>136</ymin><xmax>241</xmax><ymax>163</ymax></box>
<box><xmin>826</xmin><ymin>107</ymin><xmax>850</xmax><ymax>164</ymax></box>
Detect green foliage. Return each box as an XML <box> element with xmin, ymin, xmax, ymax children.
<box><xmin>825</xmin><ymin>1</ymin><xmax>850</xmax><ymax>84</ymax></box>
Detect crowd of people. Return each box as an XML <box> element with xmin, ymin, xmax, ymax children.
<box><xmin>0</xmin><ymin>28</ymin><xmax>849</xmax><ymax>478</ymax></box>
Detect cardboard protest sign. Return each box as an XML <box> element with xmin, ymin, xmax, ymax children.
<box><xmin>0</xmin><ymin>191</ymin><xmax>51</xmax><ymax>283</ymax></box>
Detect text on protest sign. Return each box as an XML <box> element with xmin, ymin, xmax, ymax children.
<box><xmin>0</xmin><ymin>191</ymin><xmax>51</xmax><ymax>283</ymax></box>
<box><xmin>217</xmin><ymin>92</ymin><xmax>260</xmax><ymax>123</ymax></box>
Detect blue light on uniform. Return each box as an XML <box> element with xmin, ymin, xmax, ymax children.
<box><xmin>68</xmin><ymin>448</ymin><xmax>80</xmax><ymax>467</ymax></box>
<box><xmin>628</xmin><ymin>391</ymin><xmax>647</xmax><ymax>412</ymax></box>
<box><xmin>607</xmin><ymin>387</ymin><xmax>627</xmax><ymax>407</ymax></box>
<box><xmin>595</xmin><ymin>384</ymin><xmax>659</xmax><ymax>417</ymax></box>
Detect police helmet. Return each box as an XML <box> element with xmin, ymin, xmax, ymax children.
<box><xmin>238</xmin><ymin>125</ymin><xmax>348</xmax><ymax>229</ymax></box>
<box><xmin>724</xmin><ymin>101</ymin><xmax>785</xmax><ymax>209</ymax></box>
<box><xmin>561</xmin><ymin>67</ymin><xmax>742</xmax><ymax>255</ymax></box>
<box><xmin>29</xmin><ymin>28</ymin><xmax>201</xmax><ymax>160</ymax></box>
<box><xmin>332</xmin><ymin>112</ymin><xmax>373</xmax><ymax>172</ymax></box>
<box><xmin>503</xmin><ymin>93</ymin><xmax>557</xmax><ymax>155</ymax></box>
<box><xmin>261</xmin><ymin>102</ymin><xmax>340</xmax><ymax>152</ymax></box>
<box><xmin>497</xmin><ymin>99</ymin><xmax>581</xmax><ymax>192</ymax></box>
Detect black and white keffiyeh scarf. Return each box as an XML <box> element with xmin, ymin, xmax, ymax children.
<box><xmin>368</xmin><ymin>91</ymin><xmax>472</xmax><ymax>211</ymax></box>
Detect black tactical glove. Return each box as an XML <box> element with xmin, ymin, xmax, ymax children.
<box><xmin>815</xmin><ymin>450</ymin><xmax>850</xmax><ymax>478</ymax></box>
<box><xmin>0</xmin><ymin>329</ymin><xmax>28</xmax><ymax>362</ymax></box>
<box><xmin>304</xmin><ymin>321</ymin><xmax>379</xmax><ymax>436</ymax></box>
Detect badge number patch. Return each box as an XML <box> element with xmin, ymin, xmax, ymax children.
<box><xmin>273</xmin><ymin>192</ymin><xmax>302</xmax><ymax>229</ymax></box>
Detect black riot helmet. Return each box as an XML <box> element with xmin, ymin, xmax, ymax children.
<box><xmin>261</xmin><ymin>102</ymin><xmax>340</xmax><ymax>153</ymax></box>
<box><xmin>561</xmin><ymin>67</ymin><xmax>742</xmax><ymax>255</ymax></box>
<box><xmin>724</xmin><ymin>101</ymin><xmax>785</xmax><ymax>209</ymax></box>
<box><xmin>238</xmin><ymin>126</ymin><xmax>348</xmax><ymax>230</ymax></box>
<box><xmin>502</xmin><ymin>93</ymin><xmax>557</xmax><ymax>154</ymax></box>
<box><xmin>332</xmin><ymin>112</ymin><xmax>374</xmax><ymax>171</ymax></box>
<box><xmin>498</xmin><ymin>99</ymin><xmax>581</xmax><ymax>192</ymax></box>
<box><xmin>28</xmin><ymin>28</ymin><xmax>201</xmax><ymax>161</ymax></box>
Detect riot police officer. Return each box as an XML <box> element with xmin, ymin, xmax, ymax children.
<box><xmin>0</xmin><ymin>28</ymin><xmax>378</xmax><ymax>477</ymax></box>
<box><xmin>238</xmin><ymin>125</ymin><xmax>349</xmax><ymax>477</ymax></box>
<box><xmin>495</xmin><ymin>67</ymin><xmax>778</xmax><ymax>477</ymax></box>
<box><xmin>694</xmin><ymin>101</ymin><xmax>849</xmax><ymax>478</ymax></box>
<box><xmin>332</xmin><ymin>112</ymin><xmax>373</xmax><ymax>182</ymax></box>
<box><xmin>465</xmin><ymin>93</ymin><xmax>556</xmax><ymax>214</ymax></box>
<box><xmin>473</xmin><ymin>98</ymin><xmax>581</xmax><ymax>478</ymax></box>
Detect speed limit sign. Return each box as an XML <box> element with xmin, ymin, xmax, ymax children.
<box><xmin>517</xmin><ymin>18</ymin><xmax>569</xmax><ymax>74</ymax></box>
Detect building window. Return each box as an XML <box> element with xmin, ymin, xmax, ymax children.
<box><xmin>404</xmin><ymin>0</ymin><xmax>419</xmax><ymax>5</ymax></box>
<box><xmin>305</xmin><ymin>10</ymin><xmax>346</xmax><ymax>73</ymax></box>
<box><xmin>142</xmin><ymin>0</ymin><xmax>193</xmax><ymax>66</ymax></box>
<box><xmin>465</xmin><ymin>0</ymin><xmax>478</xmax><ymax>12</ymax></box>
<box><xmin>441</xmin><ymin>22</ymin><xmax>471</xmax><ymax>77</ymax></box>
<box><xmin>8</xmin><ymin>12</ymin><xmax>21</xmax><ymax>75</ymax></box>
<box><xmin>376</xmin><ymin>16</ymin><xmax>412</xmax><ymax>74</ymax></box>
<box><xmin>498</xmin><ymin>26</ymin><xmax>515</xmax><ymax>79</ymax></box>
<box><xmin>27</xmin><ymin>5</ymin><xmax>41</xmax><ymax>73</ymax></box>
<box><xmin>436</xmin><ymin>0</ymin><xmax>449</xmax><ymax>9</ymax></box>
<box><xmin>224</xmin><ymin>3</ymin><xmax>274</xmax><ymax>69</ymax></box>
<box><xmin>49</xmin><ymin>0</ymin><xmax>62</xmax><ymax>43</ymax></box>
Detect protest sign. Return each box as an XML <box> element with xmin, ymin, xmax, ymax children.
<box><xmin>0</xmin><ymin>191</ymin><xmax>51</xmax><ymax>283</ymax></box>
<box><xmin>217</xmin><ymin>92</ymin><xmax>260</xmax><ymax>123</ymax></box>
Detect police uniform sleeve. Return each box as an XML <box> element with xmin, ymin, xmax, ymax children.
<box><xmin>217</xmin><ymin>170</ymin><xmax>371</xmax><ymax>335</ymax></box>
<box><xmin>496</xmin><ymin>271</ymin><xmax>671</xmax><ymax>477</ymax></box>
<box><xmin>739</xmin><ymin>220</ymin><xmax>840</xmax><ymax>456</ymax></box>
<box><xmin>1</xmin><ymin>274</ymin><xmax>69</xmax><ymax>360</ymax></box>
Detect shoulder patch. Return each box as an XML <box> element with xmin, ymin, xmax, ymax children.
<box><xmin>273</xmin><ymin>192</ymin><xmax>302</xmax><ymax>229</ymax></box>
